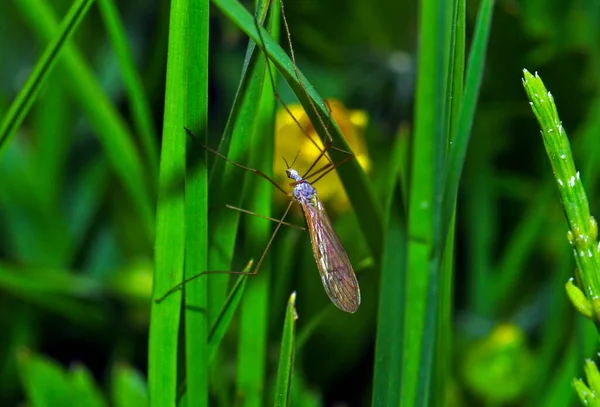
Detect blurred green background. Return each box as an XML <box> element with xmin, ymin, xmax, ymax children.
<box><xmin>2</xmin><ymin>0</ymin><xmax>600</xmax><ymax>406</ymax></box>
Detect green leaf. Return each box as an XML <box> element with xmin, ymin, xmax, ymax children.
<box><xmin>69</xmin><ymin>364</ymin><xmax>108</xmax><ymax>407</ymax></box>
<box><xmin>12</xmin><ymin>0</ymin><xmax>154</xmax><ymax>238</ymax></box>
<box><xmin>208</xmin><ymin>273</ymin><xmax>249</xmax><ymax>362</ymax></box>
<box><xmin>97</xmin><ymin>0</ymin><xmax>159</xmax><ymax>178</ymax></box>
<box><xmin>17</xmin><ymin>349</ymin><xmax>70</xmax><ymax>407</ymax></box>
<box><xmin>274</xmin><ymin>292</ymin><xmax>298</xmax><ymax>407</ymax></box>
<box><xmin>148</xmin><ymin>0</ymin><xmax>189</xmax><ymax>405</ymax></box>
<box><xmin>372</xmin><ymin>130</ymin><xmax>407</xmax><ymax>406</ymax></box>
<box><xmin>111</xmin><ymin>364</ymin><xmax>149</xmax><ymax>407</ymax></box>
<box><xmin>0</xmin><ymin>0</ymin><xmax>93</xmax><ymax>154</ymax></box>
<box><xmin>236</xmin><ymin>2</ymin><xmax>278</xmax><ymax>406</ymax></box>
<box><xmin>183</xmin><ymin>0</ymin><xmax>211</xmax><ymax>406</ymax></box>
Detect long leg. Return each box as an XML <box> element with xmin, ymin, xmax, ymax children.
<box><xmin>253</xmin><ymin>15</ymin><xmax>332</xmax><ymax>166</ymax></box>
<box><xmin>308</xmin><ymin>153</ymin><xmax>355</xmax><ymax>185</ymax></box>
<box><xmin>279</xmin><ymin>0</ymin><xmax>333</xmax><ymax>147</ymax></box>
<box><xmin>225</xmin><ymin>204</ymin><xmax>305</xmax><ymax>231</ymax></box>
<box><xmin>185</xmin><ymin>127</ymin><xmax>289</xmax><ymax>196</ymax></box>
<box><xmin>155</xmin><ymin>200</ymin><xmax>296</xmax><ymax>303</ymax></box>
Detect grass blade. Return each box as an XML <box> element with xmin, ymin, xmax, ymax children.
<box><xmin>0</xmin><ymin>0</ymin><xmax>93</xmax><ymax>153</ymax></box>
<box><xmin>236</xmin><ymin>2</ymin><xmax>278</xmax><ymax>405</ymax></box>
<box><xmin>208</xmin><ymin>273</ymin><xmax>249</xmax><ymax>362</ymax></box>
<box><xmin>372</xmin><ymin>191</ymin><xmax>406</xmax><ymax>406</ymax></box>
<box><xmin>12</xmin><ymin>0</ymin><xmax>155</xmax><ymax>238</ymax></box>
<box><xmin>148</xmin><ymin>0</ymin><xmax>188</xmax><ymax>405</ymax></box>
<box><xmin>205</xmin><ymin>3</ymin><xmax>271</xmax><ymax>327</ymax></box>
<box><xmin>402</xmin><ymin>0</ymin><xmax>455</xmax><ymax>404</ymax></box>
<box><xmin>111</xmin><ymin>364</ymin><xmax>149</xmax><ymax>407</ymax></box>
<box><xmin>183</xmin><ymin>0</ymin><xmax>211</xmax><ymax>406</ymax></box>
<box><xmin>372</xmin><ymin>127</ymin><xmax>407</xmax><ymax>406</ymax></box>
<box><xmin>17</xmin><ymin>349</ymin><xmax>70</xmax><ymax>407</ymax></box>
<box><xmin>97</xmin><ymin>0</ymin><xmax>159</xmax><ymax>178</ymax></box>
<box><xmin>274</xmin><ymin>292</ymin><xmax>298</xmax><ymax>407</ymax></box>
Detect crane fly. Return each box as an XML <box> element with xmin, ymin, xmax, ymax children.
<box><xmin>156</xmin><ymin>0</ymin><xmax>362</xmax><ymax>313</ymax></box>
<box><xmin>286</xmin><ymin>167</ymin><xmax>361</xmax><ymax>313</ymax></box>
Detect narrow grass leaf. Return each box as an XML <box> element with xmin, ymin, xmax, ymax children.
<box><xmin>236</xmin><ymin>2</ymin><xmax>278</xmax><ymax>405</ymax></box>
<box><xmin>148</xmin><ymin>0</ymin><xmax>188</xmax><ymax>405</ymax></box>
<box><xmin>97</xmin><ymin>0</ymin><xmax>159</xmax><ymax>178</ymax></box>
<box><xmin>441</xmin><ymin>0</ymin><xmax>495</xmax><ymax>241</ymax></box>
<box><xmin>17</xmin><ymin>349</ymin><xmax>70</xmax><ymax>407</ymax></box>
<box><xmin>372</xmin><ymin>128</ymin><xmax>407</xmax><ymax>406</ymax></box>
<box><xmin>70</xmin><ymin>364</ymin><xmax>108</xmax><ymax>407</ymax></box>
<box><xmin>13</xmin><ymin>0</ymin><xmax>154</xmax><ymax>238</ymax></box>
<box><xmin>111</xmin><ymin>364</ymin><xmax>149</xmax><ymax>407</ymax></box>
<box><xmin>208</xmin><ymin>273</ymin><xmax>249</xmax><ymax>362</ymax></box>
<box><xmin>0</xmin><ymin>0</ymin><xmax>93</xmax><ymax>153</ymax></box>
<box><xmin>274</xmin><ymin>292</ymin><xmax>298</xmax><ymax>407</ymax></box>
<box><xmin>372</xmin><ymin>189</ymin><xmax>406</xmax><ymax>407</ymax></box>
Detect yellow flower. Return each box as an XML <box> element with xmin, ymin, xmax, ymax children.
<box><xmin>273</xmin><ymin>100</ymin><xmax>369</xmax><ymax>213</ymax></box>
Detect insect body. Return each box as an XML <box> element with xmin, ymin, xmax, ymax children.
<box><xmin>287</xmin><ymin>168</ymin><xmax>361</xmax><ymax>313</ymax></box>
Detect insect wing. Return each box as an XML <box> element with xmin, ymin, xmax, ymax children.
<box><xmin>300</xmin><ymin>192</ymin><xmax>361</xmax><ymax>313</ymax></box>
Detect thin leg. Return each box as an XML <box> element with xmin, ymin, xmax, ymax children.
<box><xmin>155</xmin><ymin>200</ymin><xmax>296</xmax><ymax>303</ymax></box>
<box><xmin>296</xmin><ymin>153</ymin><xmax>355</xmax><ymax>187</ymax></box>
<box><xmin>253</xmin><ymin>16</ymin><xmax>332</xmax><ymax>166</ymax></box>
<box><xmin>280</xmin><ymin>0</ymin><xmax>333</xmax><ymax>146</ymax></box>
<box><xmin>185</xmin><ymin>127</ymin><xmax>289</xmax><ymax>196</ymax></box>
<box><xmin>225</xmin><ymin>204</ymin><xmax>305</xmax><ymax>231</ymax></box>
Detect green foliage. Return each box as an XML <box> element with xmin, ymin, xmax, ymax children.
<box><xmin>3</xmin><ymin>0</ymin><xmax>600</xmax><ymax>406</ymax></box>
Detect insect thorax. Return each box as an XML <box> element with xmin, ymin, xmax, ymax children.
<box><xmin>293</xmin><ymin>180</ymin><xmax>316</xmax><ymax>204</ymax></box>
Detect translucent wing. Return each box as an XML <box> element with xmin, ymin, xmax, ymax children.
<box><xmin>299</xmin><ymin>191</ymin><xmax>361</xmax><ymax>313</ymax></box>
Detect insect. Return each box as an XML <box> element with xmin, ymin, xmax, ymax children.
<box><xmin>285</xmin><ymin>166</ymin><xmax>361</xmax><ymax>313</ymax></box>
<box><xmin>157</xmin><ymin>0</ymin><xmax>362</xmax><ymax>313</ymax></box>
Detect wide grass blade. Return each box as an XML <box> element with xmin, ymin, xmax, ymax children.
<box><xmin>205</xmin><ymin>2</ymin><xmax>271</xmax><ymax>327</ymax></box>
<box><xmin>274</xmin><ymin>292</ymin><xmax>298</xmax><ymax>407</ymax></box>
<box><xmin>402</xmin><ymin>0</ymin><xmax>455</xmax><ymax>404</ymax></box>
<box><xmin>0</xmin><ymin>0</ymin><xmax>92</xmax><ymax>153</ymax></box>
<box><xmin>183</xmin><ymin>0</ymin><xmax>210</xmax><ymax>406</ymax></box>
<box><xmin>148</xmin><ymin>0</ymin><xmax>188</xmax><ymax>405</ymax></box>
<box><xmin>236</xmin><ymin>2</ymin><xmax>278</xmax><ymax>405</ymax></box>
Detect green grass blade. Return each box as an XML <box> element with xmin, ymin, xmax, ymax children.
<box><xmin>0</xmin><ymin>0</ymin><xmax>93</xmax><ymax>153</ymax></box>
<box><xmin>402</xmin><ymin>0</ymin><xmax>455</xmax><ymax>404</ymax></box>
<box><xmin>12</xmin><ymin>0</ymin><xmax>155</xmax><ymax>238</ymax></box>
<box><xmin>148</xmin><ymin>0</ymin><xmax>188</xmax><ymax>405</ymax></box>
<box><xmin>205</xmin><ymin>3</ymin><xmax>271</xmax><ymax>327</ymax></box>
<box><xmin>97</xmin><ymin>0</ymin><xmax>159</xmax><ymax>178</ymax></box>
<box><xmin>441</xmin><ymin>0</ymin><xmax>495</xmax><ymax>241</ymax></box>
<box><xmin>372</xmin><ymin>127</ymin><xmax>407</xmax><ymax>406</ymax></box>
<box><xmin>70</xmin><ymin>364</ymin><xmax>108</xmax><ymax>407</ymax></box>
<box><xmin>212</xmin><ymin>0</ymin><xmax>384</xmax><ymax>264</ymax></box>
<box><xmin>111</xmin><ymin>364</ymin><xmax>149</xmax><ymax>407</ymax></box>
<box><xmin>208</xmin><ymin>273</ymin><xmax>249</xmax><ymax>362</ymax></box>
<box><xmin>17</xmin><ymin>349</ymin><xmax>70</xmax><ymax>407</ymax></box>
<box><xmin>236</xmin><ymin>2</ymin><xmax>278</xmax><ymax>405</ymax></box>
<box><xmin>183</xmin><ymin>0</ymin><xmax>210</xmax><ymax>406</ymax></box>
<box><xmin>372</xmin><ymin>190</ymin><xmax>406</xmax><ymax>406</ymax></box>
<box><xmin>274</xmin><ymin>292</ymin><xmax>298</xmax><ymax>407</ymax></box>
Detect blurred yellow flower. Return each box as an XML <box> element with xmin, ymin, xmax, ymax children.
<box><xmin>273</xmin><ymin>100</ymin><xmax>369</xmax><ymax>213</ymax></box>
